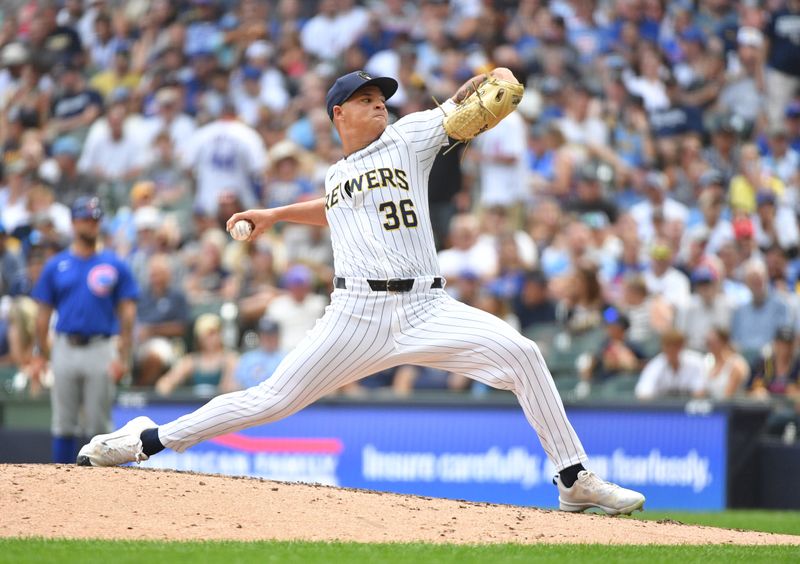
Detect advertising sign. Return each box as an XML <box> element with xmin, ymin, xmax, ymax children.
<box><xmin>114</xmin><ymin>404</ymin><xmax>726</xmax><ymax>510</ymax></box>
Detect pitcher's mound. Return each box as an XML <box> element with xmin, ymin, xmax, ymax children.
<box><xmin>1</xmin><ymin>464</ymin><xmax>797</xmax><ymax>545</ymax></box>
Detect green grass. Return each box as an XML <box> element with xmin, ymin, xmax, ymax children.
<box><xmin>0</xmin><ymin>539</ymin><xmax>798</xmax><ymax>564</ymax></box>
<box><xmin>626</xmin><ymin>510</ymin><xmax>800</xmax><ymax>536</ymax></box>
<box><xmin>2</xmin><ymin>511</ymin><xmax>798</xmax><ymax>563</ymax></box>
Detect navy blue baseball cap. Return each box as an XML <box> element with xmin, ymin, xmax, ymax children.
<box><xmin>71</xmin><ymin>196</ymin><xmax>104</xmax><ymax>220</ymax></box>
<box><xmin>325</xmin><ymin>70</ymin><xmax>398</xmax><ymax>120</ymax></box>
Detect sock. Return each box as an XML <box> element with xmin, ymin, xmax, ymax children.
<box><xmin>140</xmin><ymin>427</ymin><xmax>165</xmax><ymax>457</ymax></box>
<box><xmin>53</xmin><ymin>436</ymin><xmax>76</xmax><ymax>463</ymax></box>
<box><xmin>558</xmin><ymin>463</ymin><xmax>586</xmax><ymax>488</ymax></box>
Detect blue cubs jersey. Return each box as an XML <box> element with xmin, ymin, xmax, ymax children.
<box><xmin>32</xmin><ymin>249</ymin><xmax>139</xmax><ymax>336</ymax></box>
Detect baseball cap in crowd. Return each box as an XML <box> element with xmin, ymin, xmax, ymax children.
<box><xmin>581</xmin><ymin>211</ymin><xmax>609</xmax><ymax>230</ymax></box>
<box><xmin>690</xmin><ymin>265</ymin><xmax>718</xmax><ymax>285</ymax></box>
<box><xmin>786</xmin><ymin>101</ymin><xmax>800</xmax><ymax>119</ymax></box>
<box><xmin>1</xmin><ymin>42</ymin><xmax>28</xmax><ymax>66</ymax></box>
<box><xmin>71</xmin><ymin>196</ymin><xmax>103</xmax><ymax>220</ymax></box>
<box><xmin>133</xmin><ymin>206</ymin><xmax>162</xmax><ymax>231</ymax></box>
<box><xmin>679</xmin><ymin>26</ymin><xmax>705</xmax><ymax>43</ymax></box>
<box><xmin>737</xmin><ymin>26</ymin><xmax>764</xmax><ymax>48</ymax></box>
<box><xmin>698</xmin><ymin>169</ymin><xmax>725</xmax><ymax>188</ymax></box>
<box><xmin>242</xmin><ymin>65</ymin><xmax>262</xmax><ymax>81</ymax></box>
<box><xmin>155</xmin><ymin>87</ymin><xmax>180</xmax><ymax>106</ymax></box>
<box><xmin>283</xmin><ymin>264</ymin><xmax>312</xmax><ymax>287</ymax></box>
<box><xmin>732</xmin><ymin>216</ymin><xmax>754</xmax><ymax>239</ymax></box>
<box><xmin>539</xmin><ymin>76</ymin><xmax>562</xmax><ymax>96</ymax></box>
<box><xmin>325</xmin><ymin>70</ymin><xmax>398</xmax><ymax>120</ymax></box>
<box><xmin>756</xmin><ymin>191</ymin><xmax>777</xmax><ymax>208</ymax></box>
<box><xmin>644</xmin><ymin>171</ymin><xmax>667</xmax><ymax>191</ymax></box>
<box><xmin>52</xmin><ymin>136</ymin><xmax>81</xmax><ymax>157</ymax></box>
<box><xmin>258</xmin><ymin>316</ymin><xmax>280</xmax><ymax>334</ymax></box>
<box><xmin>650</xmin><ymin>242</ymin><xmax>672</xmax><ymax>260</ymax></box>
<box><xmin>775</xmin><ymin>326</ymin><xmax>795</xmax><ymax>342</ymax></box>
<box><xmin>603</xmin><ymin>306</ymin><xmax>630</xmax><ymax>330</ymax></box>
<box><xmin>245</xmin><ymin>40</ymin><xmax>274</xmax><ymax>60</ymax></box>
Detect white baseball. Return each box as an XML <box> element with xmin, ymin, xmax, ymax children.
<box><xmin>230</xmin><ymin>219</ymin><xmax>254</xmax><ymax>241</ymax></box>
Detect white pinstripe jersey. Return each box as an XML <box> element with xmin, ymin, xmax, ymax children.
<box><xmin>324</xmin><ymin>101</ymin><xmax>455</xmax><ymax>279</ymax></box>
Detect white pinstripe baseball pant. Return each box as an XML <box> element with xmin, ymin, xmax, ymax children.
<box><xmin>159</xmin><ymin>277</ymin><xmax>587</xmax><ymax>470</ymax></box>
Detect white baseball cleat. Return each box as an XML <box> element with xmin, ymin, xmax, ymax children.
<box><xmin>76</xmin><ymin>416</ymin><xmax>156</xmax><ymax>467</ymax></box>
<box><xmin>555</xmin><ymin>470</ymin><xmax>645</xmax><ymax>515</ymax></box>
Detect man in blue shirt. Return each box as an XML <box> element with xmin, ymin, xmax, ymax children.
<box><xmin>232</xmin><ymin>316</ymin><xmax>286</xmax><ymax>390</ymax></box>
<box><xmin>30</xmin><ymin>197</ymin><xmax>139</xmax><ymax>463</ymax></box>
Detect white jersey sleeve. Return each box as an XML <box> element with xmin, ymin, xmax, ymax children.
<box><xmin>392</xmin><ymin>100</ymin><xmax>455</xmax><ymax>165</ymax></box>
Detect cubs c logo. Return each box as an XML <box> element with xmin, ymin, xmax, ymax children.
<box><xmin>87</xmin><ymin>264</ymin><xmax>118</xmax><ymax>297</ymax></box>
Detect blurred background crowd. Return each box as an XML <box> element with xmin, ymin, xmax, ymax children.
<box><xmin>0</xmin><ymin>0</ymin><xmax>799</xmax><ymax>435</ymax></box>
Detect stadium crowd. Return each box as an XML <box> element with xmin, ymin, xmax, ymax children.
<box><xmin>0</xmin><ymin>0</ymin><xmax>799</xmax><ymax>434</ymax></box>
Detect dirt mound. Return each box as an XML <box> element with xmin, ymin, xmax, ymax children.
<box><xmin>1</xmin><ymin>464</ymin><xmax>797</xmax><ymax>545</ymax></box>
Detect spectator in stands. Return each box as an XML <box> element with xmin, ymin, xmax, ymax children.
<box><xmin>139</xmin><ymin>86</ymin><xmax>197</xmax><ymax>154</ymax></box>
<box><xmin>635</xmin><ymin>329</ymin><xmax>707</xmax><ymax>400</ymax></box>
<box><xmin>183</xmin><ymin>228</ymin><xmax>239</xmax><ymax>311</ymax></box>
<box><xmin>141</xmin><ymin>131</ymin><xmax>194</xmax><ymax>237</ymax></box>
<box><xmin>685</xmin><ymin>178</ymin><xmax>733</xmax><ymax>255</ymax></box>
<box><xmin>78</xmin><ymin>101</ymin><xmax>148</xmax><ymax>212</ymax></box>
<box><xmin>784</xmin><ymin>102</ymin><xmax>800</xmax><ymax>154</ymax></box>
<box><xmin>557</xmin><ymin>262</ymin><xmax>605</xmax><ymax>335</ymax></box>
<box><xmin>630</xmin><ymin>171</ymin><xmax>689</xmax><ymax>246</ymax></box>
<box><xmin>676</xmin><ymin>266</ymin><xmax>733</xmax><ymax>353</ymax></box>
<box><xmin>729</xmin><ymin>142</ymin><xmax>784</xmax><ymax>214</ymax></box>
<box><xmin>752</xmin><ymin>192</ymin><xmax>800</xmax><ymax>254</ymax></box>
<box><xmin>749</xmin><ymin>326</ymin><xmax>800</xmax><ymax>400</ymax></box>
<box><xmin>232</xmin><ymin>315</ymin><xmax>286</xmax><ymax>391</ymax></box>
<box><xmin>643</xmin><ymin>238</ymin><xmax>690</xmax><ymax>309</ymax></box>
<box><xmin>49</xmin><ymin>136</ymin><xmax>93</xmax><ymax>206</ymax></box>
<box><xmin>181</xmin><ymin>99</ymin><xmax>267</xmax><ymax>216</ymax></box>
<box><xmin>265</xmin><ymin>264</ymin><xmax>327</xmax><ymax>351</ymax></box>
<box><xmin>89</xmin><ymin>47</ymin><xmax>140</xmax><ymax>101</ymax></box>
<box><xmin>719</xmin><ymin>27</ymin><xmax>766</xmax><ymax>128</ymax></box>
<box><xmin>300</xmin><ymin>0</ymin><xmax>343</xmax><ymax>61</ymax></box>
<box><xmin>0</xmin><ymin>222</ymin><xmax>24</xmax><ymax>297</ymax></box>
<box><xmin>134</xmin><ymin>254</ymin><xmax>190</xmax><ymax>387</ymax></box>
<box><xmin>513</xmin><ymin>270</ymin><xmax>558</xmax><ymax>333</ymax></box>
<box><xmin>576</xmin><ymin>307</ymin><xmax>645</xmax><ymax>398</ymax></box>
<box><xmin>155</xmin><ymin>313</ymin><xmax>238</xmax><ymax>397</ymax></box>
<box><xmin>618</xmin><ymin>274</ymin><xmax>672</xmax><ymax>355</ymax></box>
<box><xmin>473</xmin><ymin>93</ymin><xmax>528</xmax><ymax>211</ymax></box>
<box><xmin>731</xmin><ymin>259</ymin><xmax>791</xmax><ymax>359</ymax></box>
<box><xmin>235</xmin><ymin>237</ymin><xmax>280</xmax><ymax>326</ymax></box>
<box><xmin>702</xmin><ymin>114</ymin><xmax>740</xmax><ymax>182</ymax></box>
<box><xmin>563</xmin><ymin>164</ymin><xmax>619</xmax><ymax>225</ymax></box>
<box><xmin>438</xmin><ymin>214</ymin><xmax>498</xmax><ymax>281</ymax></box>
<box><xmin>0</xmin><ymin>159</ymin><xmax>32</xmax><ymax>238</ymax></box>
<box><xmin>47</xmin><ymin>61</ymin><xmax>102</xmax><ymax>141</ymax></box>
<box><xmin>764</xmin><ymin>0</ymin><xmax>800</xmax><ymax>128</ymax></box>
<box><xmin>701</xmin><ymin>326</ymin><xmax>749</xmax><ymax>401</ymax></box>
<box><xmin>761</xmin><ymin>126</ymin><xmax>800</xmax><ymax>212</ymax></box>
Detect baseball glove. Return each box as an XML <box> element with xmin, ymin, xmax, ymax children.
<box><xmin>442</xmin><ymin>77</ymin><xmax>524</xmax><ymax>142</ymax></box>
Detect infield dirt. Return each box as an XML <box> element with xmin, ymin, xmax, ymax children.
<box><xmin>1</xmin><ymin>464</ymin><xmax>798</xmax><ymax>545</ymax></box>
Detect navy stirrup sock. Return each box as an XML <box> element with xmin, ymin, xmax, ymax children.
<box><xmin>140</xmin><ymin>427</ymin><xmax>165</xmax><ymax>457</ymax></box>
<box><xmin>558</xmin><ymin>463</ymin><xmax>585</xmax><ymax>488</ymax></box>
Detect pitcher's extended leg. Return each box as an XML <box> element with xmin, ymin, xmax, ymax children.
<box><xmin>394</xmin><ymin>291</ymin><xmax>586</xmax><ymax>470</ymax></box>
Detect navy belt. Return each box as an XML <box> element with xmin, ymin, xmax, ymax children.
<box><xmin>64</xmin><ymin>334</ymin><xmax>111</xmax><ymax>346</ymax></box>
<box><xmin>334</xmin><ymin>277</ymin><xmax>443</xmax><ymax>292</ymax></box>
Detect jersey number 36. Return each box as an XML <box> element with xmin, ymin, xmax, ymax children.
<box><xmin>379</xmin><ymin>199</ymin><xmax>418</xmax><ymax>230</ymax></box>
